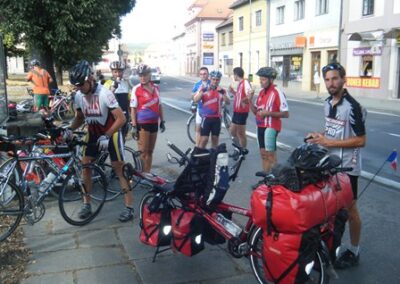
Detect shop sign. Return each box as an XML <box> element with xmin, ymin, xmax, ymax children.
<box><xmin>203</xmin><ymin>44</ymin><xmax>214</xmax><ymax>49</ymax></box>
<box><xmin>346</xmin><ymin>77</ymin><xmax>380</xmax><ymax>89</ymax></box>
<box><xmin>203</xmin><ymin>33</ymin><xmax>214</xmax><ymax>41</ymax></box>
<box><xmin>353</xmin><ymin>46</ymin><xmax>382</xmax><ymax>56</ymax></box>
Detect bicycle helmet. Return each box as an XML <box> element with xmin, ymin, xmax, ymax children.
<box><xmin>209</xmin><ymin>70</ymin><xmax>222</xmax><ymax>79</ymax></box>
<box><xmin>30</xmin><ymin>59</ymin><xmax>40</xmax><ymax>67</ymax></box>
<box><xmin>288</xmin><ymin>143</ymin><xmax>330</xmax><ymax>170</ymax></box>
<box><xmin>137</xmin><ymin>64</ymin><xmax>152</xmax><ymax>75</ymax></box>
<box><xmin>256</xmin><ymin>67</ymin><xmax>277</xmax><ymax>79</ymax></box>
<box><xmin>69</xmin><ymin>60</ymin><xmax>92</xmax><ymax>86</ymax></box>
<box><xmin>109</xmin><ymin>61</ymin><xmax>126</xmax><ymax>70</ymax></box>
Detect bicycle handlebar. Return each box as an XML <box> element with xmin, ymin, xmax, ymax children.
<box><xmin>167</xmin><ymin>140</ymin><xmax>191</xmax><ymax>166</ymax></box>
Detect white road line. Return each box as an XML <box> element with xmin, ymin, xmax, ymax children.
<box><xmin>163</xmin><ymin>100</ymin><xmax>400</xmax><ymax>190</ymax></box>
<box><xmin>387</xmin><ymin>132</ymin><xmax>400</xmax><ymax>138</ymax></box>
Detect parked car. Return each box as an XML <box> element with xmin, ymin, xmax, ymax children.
<box><xmin>151</xmin><ymin>68</ymin><xmax>161</xmax><ymax>84</ymax></box>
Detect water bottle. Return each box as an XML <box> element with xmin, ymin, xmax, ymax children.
<box><xmin>40</xmin><ymin>172</ymin><xmax>57</xmax><ymax>193</ymax></box>
<box><xmin>215</xmin><ymin>213</ymin><xmax>242</xmax><ymax>237</ymax></box>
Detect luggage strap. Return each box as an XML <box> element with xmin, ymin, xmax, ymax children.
<box><xmin>266</xmin><ymin>187</ymin><xmax>278</xmax><ymax>236</ymax></box>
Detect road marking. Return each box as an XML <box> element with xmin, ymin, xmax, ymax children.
<box><xmin>163</xmin><ymin>100</ymin><xmax>400</xmax><ymax>190</ymax></box>
<box><xmin>387</xmin><ymin>132</ymin><xmax>400</xmax><ymax>138</ymax></box>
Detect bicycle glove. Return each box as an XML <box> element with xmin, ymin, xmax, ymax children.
<box><xmin>160</xmin><ymin>121</ymin><xmax>166</xmax><ymax>133</ymax></box>
<box><xmin>97</xmin><ymin>135</ymin><xmax>110</xmax><ymax>152</ymax></box>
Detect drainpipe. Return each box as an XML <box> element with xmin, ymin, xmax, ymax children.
<box><xmin>266</xmin><ymin>0</ymin><xmax>271</xmax><ymax>66</ymax></box>
<box><xmin>249</xmin><ymin>0</ymin><xmax>252</xmax><ymax>76</ymax></box>
<box><xmin>337</xmin><ymin>0</ymin><xmax>344</xmax><ymax>63</ymax></box>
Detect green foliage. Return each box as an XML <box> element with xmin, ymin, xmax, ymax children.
<box><xmin>0</xmin><ymin>0</ymin><xmax>135</xmax><ymax>69</ymax></box>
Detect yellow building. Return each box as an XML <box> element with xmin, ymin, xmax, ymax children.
<box><xmin>230</xmin><ymin>0</ymin><xmax>268</xmax><ymax>81</ymax></box>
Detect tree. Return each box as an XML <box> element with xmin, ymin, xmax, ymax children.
<box><xmin>0</xmin><ymin>0</ymin><xmax>135</xmax><ymax>86</ymax></box>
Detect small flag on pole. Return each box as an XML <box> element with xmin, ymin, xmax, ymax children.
<box><xmin>387</xmin><ymin>150</ymin><xmax>397</xmax><ymax>171</ymax></box>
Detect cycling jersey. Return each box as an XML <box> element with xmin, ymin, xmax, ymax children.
<box><xmin>130</xmin><ymin>83</ymin><xmax>161</xmax><ymax>124</ymax></box>
<box><xmin>199</xmin><ymin>88</ymin><xmax>226</xmax><ymax>118</ymax></box>
<box><xmin>74</xmin><ymin>84</ymin><xmax>119</xmax><ymax>136</ymax></box>
<box><xmin>233</xmin><ymin>79</ymin><xmax>251</xmax><ymax>113</ymax></box>
<box><xmin>254</xmin><ymin>84</ymin><xmax>288</xmax><ymax>131</ymax></box>
<box><xmin>192</xmin><ymin>79</ymin><xmax>211</xmax><ymax>113</ymax></box>
<box><xmin>324</xmin><ymin>89</ymin><xmax>366</xmax><ymax>176</ymax></box>
<box><xmin>26</xmin><ymin>67</ymin><xmax>52</xmax><ymax>95</ymax></box>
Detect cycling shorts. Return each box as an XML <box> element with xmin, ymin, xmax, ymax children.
<box><xmin>200</xmin><ymin>117</ymin><xmax>221</xmax><ymax>137</ymax></box>
<box><xmin>257</xmin><ymin>127</ymin><xmax>278</xmax><ymax>151</ymax></box>
<box><xmin>348</xmin><ymin>174</ymin><xmax>358</xmax><ymax>200</ymax></box>
<box><xmin>138</xmin><ymin>123</ymin><xmax>158</xmax><ymax>133</ymax></box>
<box><xmin>83</xmin><ymin>131</ymin><xmax>124</xmax><ymax>162</ymax></box>
<box><xmin>34</xmin><ymin>94</ymin><xmax>49</xmax><ymax>108</ymax></box>
<box><xmin>232</xmin><ymin>112</ymin><xmax>249</xmax><ymax>125</ymax></box>
<box><xmin>195</xmin><ymin>111</ymin><xmax>202</xmax><ymax>125</ymax></box>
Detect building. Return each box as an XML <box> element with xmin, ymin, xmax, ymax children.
<box><xmin>216</xmin><ymin>15</ymin><xmax>234</xmax><ymax>77</ymax></box>
<box><xmin>184</xmin><ymin>0</ymin><xmax>233</xmax><ymax>75</ymax></box>
<box><xmin>341</xmin><ymin>0</ymin><xmax>400</xmax><ymax>99</ymax></box>
<box><xmin>230</xmin><ymin>0</ymin><xmax>268</xmax><ymax>81</ymax></box>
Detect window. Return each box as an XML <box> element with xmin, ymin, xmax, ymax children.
<box><xmin>228</xmin><ymin>31</ymin><xmax>233</xmax><ymax>45</ymax></box>
<box><xmin>316</xmin><ymin>0</ymin><xmax>328</xmax><ymax>15</ymax></box>
<box><xmin>221</xmin><ymin>33</ymin><xmax>226</xmax><ymax>46</ymax></box>
<box><xmin>276</xmin><ymin>6</ymin><xmax>285</xmax><ymax>24</ymax></box>
<box><xmin>362</xmin><ymin>0</ymin><xmax>374</xmax><ymax>16</ymax></box>
<box><xmin>203</xmin><ymin>53</ymin><xmax>214</xmax><ymax>65</ymax></box>
<box><xmin>361</xmin><ymin>55</ymin><xmax>373</xmax><ymax>77</ymax></box>
<box><xmin>294</xmin><ymin>0</ymin><xmax>305</xmax><ymax>20</ymax></box>
<box><xmin>239</xmin><ymin>16</ymin><xmax>244</xmax><ymax>31</ymax></box>
<box><xmin>255</xmin><ymin>10</ymin><xmax>262</xmax><ymax>26</ymax></box>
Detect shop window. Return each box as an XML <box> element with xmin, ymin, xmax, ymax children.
<box><xmin>255</xmin><ymin>10</ymin><xmax>262</xmax><ymax>26</ymax></box>
<box><xmin>203</xmin><ymin>53</ymin><xmax>214</xmax><ymax>65</ymax></box>
<box><xmin>228</xmin><ymin>31</ymin><xmax>233</xmax><ymax>45</ymax></box>
<box><xmin>316</xmin><ymin>0</ymin><xmax>328</xmax><ymax>15</ymax></box>
<box><xmin>361</xmin><ymin>55</ymin><xmax>373</xmax><ymax>77</ymax></box>
<box><xmin>290</xmin><ymin>56</ymin><xmax>303</xmax><ymax>81</ymax></box>
<box><xmin>239</xmin><ymin>16</ymin><xmax>244</xmax><ymax>31</ymax></box>
<box><xmin>362</xmin><ymin>0</ymin><xmax>374</xmax><ymax>16</ymax></box>
<box><xmin>276</xmin><ymin>6</ymin><xmax>285</xmax><ymax>25</ymax></box>
<box><xmin>294</xmin><ymin>0</ymin><xmax>305</xmax><ymax>20</ymax></box>
<box><xmin>221</xmin><ymin>33</ymin><xmax>226</xmax><ymax>46</ymax></box>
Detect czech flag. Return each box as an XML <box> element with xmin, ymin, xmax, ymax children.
<box><xmin>387</xmin><ymin>150</ymin><xmax>398</xmax><ymax>171</ymax></box>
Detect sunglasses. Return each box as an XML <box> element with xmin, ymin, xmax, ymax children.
<box><xmin>322</xmin><ymin>63</ymin><xmax>344</xmax><ymax>74</ymax></box>
<box><xmin>75</xmin><ymin>82</ymin><xmax>85</xmax><ymax>87</ymax></box>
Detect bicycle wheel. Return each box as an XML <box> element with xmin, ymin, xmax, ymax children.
<box><xmin>58</xmin><ymin>164</ymin><xmax>107</xmax><ymax>226</ymax></box>
<box><xmin>0</xmin><ymin>158</ymin><xmax>19</xmax><ymax>184</ymax></box>
<box><xmin>0</xmin><ymin>180</ymin><xmax>24</xmax><ymax>242</ymax></box>
<box><xmin>220</xmin><ymin>111</ymin><xmax>232</xmax><ymax>140</ymax></box>
<box><xmin>186</xmin><ymin>114</ymin><xmax>196</xmax><ymax>144</ymax></box>
<box><xmin>95</xmin><ymin>163</ymin><xmax>121</xmax><ymax>201</ymax></box>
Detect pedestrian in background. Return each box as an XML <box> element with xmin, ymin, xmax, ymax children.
<box><xmin>251</xmin><ymin>67</ymin><xmax>289</xmax><ymax>172</ymax></box>
<box><xmin>228</xmin><ymin>67</ymin><xmax>253</xmax><ymax>156</ymax></box>
<box><xmin>130</xmin><ymin>64</ymin><xmax>165</xmax><ymax>172</ymax></box>
<box><xmin>191</xmin><ymin>67</ymin><xmax>210</xmax><ymax>146</ymax></box>
<box><xmin>308</xmin><ymin>62</ymin><xmax>366</xmax><ymax>269</ymax></box>
<box><xmin>26</xmin><ymin>59</ymin><xmax>53</xmax><ymax>112</ymax></box>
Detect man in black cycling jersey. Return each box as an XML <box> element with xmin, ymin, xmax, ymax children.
<box><xmin>68</xmin><ymin>60</ymin><xmax>134</xmax><ymax>222</ymax></box>
<box><xmin>309</xmin><ymin>62</ymin><xmax>366</xmax><ymax>269</ymax></box>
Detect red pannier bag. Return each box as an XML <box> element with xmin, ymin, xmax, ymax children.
<box><xmin>251</xmin><ymin>173</ymin><xmax>353</xmax><ymax>234</ymax></box>
<box><xmin>171</xmin><ymin>208</ymin><xmax>205</xmax><ymax>256</ymax></box>
<box><xmin>140</xmin><ymin>204</ymin><xmax>171</xmax><ymax>247</ymax></box>
<box><xmin>263</xmin><ymin>229</ymin><xmax>320</xmax><ymax>284</ymax></box>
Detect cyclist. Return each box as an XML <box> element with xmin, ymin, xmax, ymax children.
<box><xmin>26</xmin><ymin>59</ymin><xmax>53</xmax><ymax>112</ymax></box>
<box><xmin>191</xmin><ymin>67</ymin><xmax>210</xmax><ymax>146</ymax></box>
<box><xmin>130</xmin><ymin>64</ymin><xmax>166</xmax><ymax>173</ymax></box>
<box><xmin>250</xmin><ymin>67</ymin><xmax>289</xmax><ymax>172</ymax></box>
<box><xmin>308</xmin><ymin>62</ymin><xmax>366</xmax><ymax>269</ymax></box>
<box><xmin>228</xmin><ymin>67</ymin><xmax>253</xmax><ymax>156</ymax></box>
<box><xmin>193</xmin><ymin>70</ymin><xmax>229</xmax><ymax>149</ymax></box>
<box><xmin>104</xmin><ymin>61</ymin><xmax>131</xmax><ymax>140</ymax></box>
<box><xmin>68</xmin><ymin>60</ymin><xmax>134</xmax><ymax>222</ymax></box>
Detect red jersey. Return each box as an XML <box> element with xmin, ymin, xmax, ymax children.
<box><xmin>255</xmin><ymin>84</ymin><xmax>289</xmax><ymax>132</ymax></box>
<box><xmin>199</xmin><ymin>88</ymin><xmax>225</xmax><ymax>118</ymax></box>
<box><xmin>130</xmin><ymin>83</ymin><xmax>161</xmax><ymax>124</ymax></box>
<box><xmin>233</xmin><ymin>79</ymin><xmax>251</xmax><ymax>113</ymax></box>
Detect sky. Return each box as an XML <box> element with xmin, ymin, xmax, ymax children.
<box><xmin>120</xmin><ymin>0</ymin><xmax>190</xmax><ymax>44</ymax></box>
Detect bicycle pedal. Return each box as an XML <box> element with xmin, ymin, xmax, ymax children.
<box><xmin>238</xmin><ymin>243</ymin><xmax>249</xmax><ymax>255</ymax></box>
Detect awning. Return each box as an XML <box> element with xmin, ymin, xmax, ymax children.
<box><xmin>348</xmin><ymin>32</ymin><xmax>377</xmax><ymax>41</ymax></box>
<box><xmin>383</xmin><ymin>28</ymin><xmax>400</xmax><ymax>39</ymax></box>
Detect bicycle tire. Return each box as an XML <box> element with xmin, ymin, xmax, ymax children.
<box><xmin>220</xmin><ymin>111</ymin><xmax>232</xmax><ymax>140</ymax></box>
<box><xmin>58</xmin><ymin>164</ymin><xmax>107</xmax><ymax>226</ymax></box>
<box><xmin>249</xmin><ymin>227</ymin><xmax>329</xmax><ymax>284</ymax></box>
<box><xmin>0</xmin><ymin>180</ymin><xmax>24</xmax><ymax>242</ymax></box>
<box><xmin>0</xmin><ymin>158</ymin><xmax>46</xmax><ymax>190</ymax></box>
<box><xmin>186</xmin><ymin>114</ymin><xmax>196</xmax><ymax>144</ymax></box>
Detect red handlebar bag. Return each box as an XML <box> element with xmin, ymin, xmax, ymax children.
<box><xmin>140</xmin><ymin>204</ymin><xmax>171</xmax><ymax>247</ymax></box>
<box><xmin>171</xmin><ymin>208</ymin><xmax>205</xmax><ymax>256</ymax></box>
<box><xmin>251</xmin><ymin>173</ymin><xmax>353</xmax><ymax>234</ymax></box>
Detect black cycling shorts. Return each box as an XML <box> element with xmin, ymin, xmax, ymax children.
<box><xmin>83</xmin><ymin>131</ymin><xmax>124</xmax><ymax>162</ymax></box>
<box><xmin>348</xmin><ymin>174</ymin><xmax>358</xmax><ymax>200</ymax></box>
<box><xmin>138</xmin><ymin>123</ymin><xmax>158</xmax><ymax>133</ymax></box>
<box><xmin>200</xmin><ymin>117</ymin><xmax>221</xmax><ymax>137</ymax></box>
<box><xmin>232</xmin><ymin>112</ymin><xmax>249</xmax><ymax>125</ymax></box>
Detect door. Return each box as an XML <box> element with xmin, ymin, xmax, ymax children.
<box><xmin>310</xmin><ymin>51</ymin><xmax>321</xmax><ymax>91</ymax></box>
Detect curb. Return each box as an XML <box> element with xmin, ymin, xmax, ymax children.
<box><xmin>162</xmin><ymin>101</ymin><xmax>400</xmax><ymax>191</ymax></box>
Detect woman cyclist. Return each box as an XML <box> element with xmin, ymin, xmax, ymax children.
<box><xmin>130</xmin><ymin>64</ymin><xmax>166</xmax><ymax>172</ymax></box>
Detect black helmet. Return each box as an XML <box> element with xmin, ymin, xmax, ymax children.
<box><xmin>30</xmin><ymin>59</ymin><xmax>40</xmax><ymax>67</ymax></box>
<box><xmin>69</xmin><ymin>60</ymin><xmax>92</xmax><ymax>86</ymax></box>
<box><xmin>256</xmin><ymin>67</ymin><xmax>277</xmax><ymax>79</ymax></box>
<box><xmin>110</xmin><ymin>61</ymin><xmax>126</xmax><ymax>70</ymax></box>
<box><xmin>137</xmin><ymin>64</ymin><xmax>152</xmax><ymax>75</ymax></box>
<box><xmin>288</xmin><ymin>143</ymin><xmax>331</xmax><ymax>170</ymax></box>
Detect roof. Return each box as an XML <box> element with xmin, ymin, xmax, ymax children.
<box><xmin>185</xmin><ymin>0</ymin><xmax>234</xmax><ymax>26</ymax></box>
<box><xmin>216</xmin><ymin>15</ymin><xmax>233</xmax><ymax>30</ymax></box>
<box><xmin>229</xmin><ymin>0</ymin><xmax>249</xmax><ymax>9</ymax></box>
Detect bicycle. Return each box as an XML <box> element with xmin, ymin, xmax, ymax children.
<box><xmin>0</xmin><ymin>134</ymin><xmax>107</xmax><ymax>242</ymax></box>
<box><xmin>186</xmin><ymin>100</ymin><xmax>232</xmax><ymax>144</ymax></box>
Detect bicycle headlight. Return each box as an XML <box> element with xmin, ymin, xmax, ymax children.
<box><xmin>305</xmin><ymin>261</ymin><xmax>315</xmax><ymax>275</ymax></box>
<box><xmin>335</xmin><ymin>246</ymin><xmax>341</xmax><ymax>258</ymax></box>
<box><xmin>195</xmin><ymin>234</ymin><xmax>202</xmax><ymax>244</ymax></box>
<box><xmin>162</xmin><ymin>225</ymin><xmax>172</xmax><ymax>236</ymax></box>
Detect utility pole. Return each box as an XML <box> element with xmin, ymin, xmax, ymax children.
<box><xmin>266</xmin><ymin>0</ymin><xmax>271</xmax><ymax>66</ymax></box>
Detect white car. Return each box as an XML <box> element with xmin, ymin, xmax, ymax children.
<box><xmin>151</xmin><ymin>68</ymin><xmax>161</xmax><ymax>84</ymax></box>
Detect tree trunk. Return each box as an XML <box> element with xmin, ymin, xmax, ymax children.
<box><xmin>56</xmin><ymin>65</ymin><xmax>63</xmax><ymax>86</ymax></box>
<box><xmin>31</xmin><ymin>45</ymin><xmax>58</xmax><ymax>90</ymax></box>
